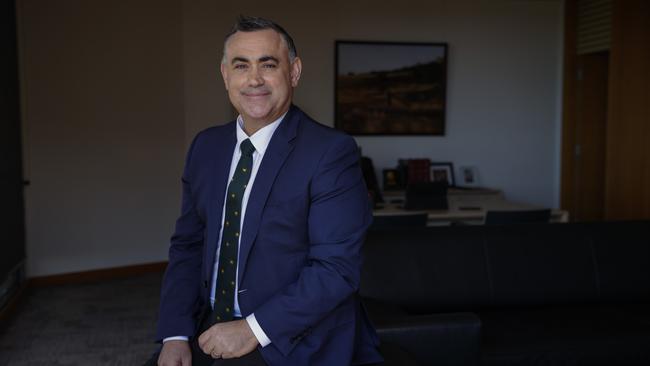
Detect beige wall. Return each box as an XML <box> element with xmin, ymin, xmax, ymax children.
<box><xmin>19</xmin><ymin>0</ymin><xmax>563</xmax><ymax>276</ymax></box>
<box><xmin>18</xmin><ymin>0</ymin><xmax>185</xmax><ymax>276</ymax></box>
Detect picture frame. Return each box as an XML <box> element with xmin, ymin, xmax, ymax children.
<box><xmin>382</xmin><ymin>168</ymin><xmax>402</xmax><ymax>191</ymax></box>
<box><xmin>459</xmin><ymin>166</ymin><xmax>479</xmax><ymax>187</ymax></box>
<box><xmin>335</xmin><ymin>40</ymin><xmax>448</xmax><ymax>135</ymax></box>
<box><xmin>430</xmin><ymin>162</ymin><xmax>455</xmax><ymax>186</ymax></box>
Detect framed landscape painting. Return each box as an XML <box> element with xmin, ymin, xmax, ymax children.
<box><xmin>335</xmin><ymin>40</ymin><xmax>448</xmax><ymax>135</ymax></box>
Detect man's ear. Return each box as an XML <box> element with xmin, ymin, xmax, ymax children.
<box><xmin>290</xmin><ymin>57</ymin><xmax>302</xmax><ymax>87</ymax></box>
<box><xmin>220</xmin><ymin>63</ymin><xmax>229</xmax><ymax>90</ymax></box>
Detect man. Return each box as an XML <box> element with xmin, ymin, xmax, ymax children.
<box><xmin>149</xmin><ymin>16</ymin><xmax>383</xmax><ymax>366</ymax></box>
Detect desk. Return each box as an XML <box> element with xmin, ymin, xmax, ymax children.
<box><xmin>376</xmin><ymin>188</ymin><xmax>569</xmax><ymax>225</ymax></box>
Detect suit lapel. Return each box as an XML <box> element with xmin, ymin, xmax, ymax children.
<box><xmin>238</xmin><ymin>107</ymin><xmax>299</xmax><ymax>282</ymax></box>
<box><xmin>204</xmin><ymin>123</ymin><xmax>237</xmax><ymax>280</ymax></box>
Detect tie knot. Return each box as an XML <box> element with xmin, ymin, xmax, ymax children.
<box><xmin>240</xmin><ymin>139</ymin><xmax>255</xmax><ymax>157</ymax></box>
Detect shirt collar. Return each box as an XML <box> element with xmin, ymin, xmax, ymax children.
<box><xmin>236</xmin><ymin>113</ymin><xmax>286</xmax><ymax>156</ymax></box>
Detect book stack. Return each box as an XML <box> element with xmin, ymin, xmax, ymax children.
<box><xmin>406</xmin><ymin>158</ymin><xmax>431</xmax><ymax>184</ymax></box>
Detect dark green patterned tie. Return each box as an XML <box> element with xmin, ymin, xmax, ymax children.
<box><xmin>212</xmin><ymin>138</ymin><xmax>255</xmax><ymax>324</ymax></box>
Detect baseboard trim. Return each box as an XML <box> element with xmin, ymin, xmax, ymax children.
<box><xmin>0</xmin><ymin>270</ymin><xmax>29</xmax><ymax>329</ymax></box>
<box><xmin>29</xmin><ymin>261</ymin><xmax>168</xmax><ymax>287</ymax></box>
<box><xmin>0</xmin><ymin>283</ymin><xmax>29</xmax><ymax>327</ymax></box>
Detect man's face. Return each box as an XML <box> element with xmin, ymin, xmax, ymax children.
<box><xmin>221</xmin><ymin>29</ymin><xmax>302</xmax><ymax>127</ymax></box>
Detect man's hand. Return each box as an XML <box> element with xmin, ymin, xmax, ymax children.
<box><xmin>198</xmin><ymin>319</ymin><xmax>259</xmax><ymax>359</ymax></box>
<box><xmin>157</xmin><ymin>340</ymin><xmax>191</xmax><ymax>366</ymax></box>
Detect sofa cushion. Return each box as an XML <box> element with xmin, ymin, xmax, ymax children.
<box><xmin>483</xmin><ymin>223</ymin><xmax>600</xmax><ymax>308</ymax></box>
<box><xmin>591</xmin><ymin>221</ymin><xmax>650</xmax><ymax>302</ymax></box>
<box><xmin>375</xmin><ymin>311</ymin><xmax>481</xmax><ymax>366</ymax></box>
<box><xmin>479</xmin><ymin>303</ymin><xmax>650</xmax><ymax>366</ymax></box>
<box><xmin>362</xmin><ymin>227</ymin><xmax>491</xmax><ymax>313</ymax></box>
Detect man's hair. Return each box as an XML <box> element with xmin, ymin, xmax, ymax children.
<box><xmin>222</xmin><ymin>15</ymin><xmax>297</xmax><ymax>63</ymax></box>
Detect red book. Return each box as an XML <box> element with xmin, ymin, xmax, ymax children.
<box><xmin>407</xmin><ymin>158</ymin><xmax>431</xmax><ymax>184</ymax></box>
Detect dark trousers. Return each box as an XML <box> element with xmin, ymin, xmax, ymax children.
<box><xmin>190</xmin><ymin>343</ymin><xmax>266</xmax><ymax>366</ymax></box>
<box><xmin>143</xmin><ymin>348</ymin><xmax>265</xmax><ymax>366</ymax></box>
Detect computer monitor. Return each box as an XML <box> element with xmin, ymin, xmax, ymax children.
<box><xmin>404</xmin><ymin>181</ymin><xmax>448</xmax><ymax>210</ymax></box>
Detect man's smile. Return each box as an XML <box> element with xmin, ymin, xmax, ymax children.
<box><xmin>242</xmin><ymin>90</ymin><xmax>271</xmax><ymax>98</ymax></box>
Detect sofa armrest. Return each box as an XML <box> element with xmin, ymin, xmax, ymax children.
<box><xmin>375</xmin><ymin>312</ymin><xmax>481</xmax><ymax>366</ymax></box>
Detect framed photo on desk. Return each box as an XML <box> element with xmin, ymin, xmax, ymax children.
<box><xmin>382</xmin><ymin>168</ymin><xmax>403</xmax><ymax>190</ymax></box>
<box><xmin>459</xmin><ymin>166</ymin><xmax>479</xmax><ymax>187</ymax></box>
<box><xmin>430</xmin><ymin>162</ymin><xmax>455</xmax><ymax>186</ymax></box>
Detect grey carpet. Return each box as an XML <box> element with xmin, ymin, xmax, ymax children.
<box><xmin>0</xmin><ymin>272</ymin><xmax>163</xmax><ymax>366</ymax></box>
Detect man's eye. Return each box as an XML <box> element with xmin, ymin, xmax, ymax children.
<box><xmin>234</xmin><ymin>64</ymin><xmax>248</xmax><ymax>70</ymax></box>
<box><xmin>262</xmin><ymin>63</ymin><xmax>277</xmax><ymax>69</ymax></box>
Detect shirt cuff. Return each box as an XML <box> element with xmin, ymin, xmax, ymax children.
<box><xmin>246</xmin><ymin>313</ymin><xmax>272</xmax><ymax>347</ymax></box>
<box><xmin>163</xmin><ymin>336</ymin><xmax>189</xmax><ymax>343</ymax></box>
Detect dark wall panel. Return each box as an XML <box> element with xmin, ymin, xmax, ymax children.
<box><xmin>1</xmin><ymin>0</ymin><xmax>27</xmax><ymax>281</ymax></box>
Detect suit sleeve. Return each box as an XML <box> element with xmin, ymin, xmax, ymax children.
<box><xmin>155</xmin><ymin>133</ymin><xmax>206</xmax><ymax>342</ymax></box>
<box><xmin>253</xmin><ymin>135</ymin><xmax>372</xmax><ymax>356</ymax></box>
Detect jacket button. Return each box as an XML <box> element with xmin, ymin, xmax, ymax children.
<box><xmin>204</xmin><ymin>280</ymin><xmax>208</xmax><ymax>288</ymax></box>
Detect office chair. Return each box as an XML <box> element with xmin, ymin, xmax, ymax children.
<box><xmin>360</xmin><ymin>155</ymin><xmax>383</xmax><ymax>204</ymax></box>
<box><xmin>369</xmin><ymin>213</ymin><xmax>429</xmax><ymax>230</ymax></box>
<box><xmin>484</xmin><ymin>209</ymin><xmax>551</xmax><ymax>225</ymax></box>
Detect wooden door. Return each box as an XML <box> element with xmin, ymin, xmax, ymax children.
<box><xmin>605</xmin><ymin>0</ymin><xmax>650</xmax><ymax>220</ymax></box>
<box><xmin>571</xmin><ymin>51</ymin><xmax>609</xmax><ymax>221</ymax></box>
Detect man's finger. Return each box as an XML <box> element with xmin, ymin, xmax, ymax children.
<box><xmin>198</xmin><ymin>330</ymin><xmax>214</xmax><ymax>353</ymax></box>
<box><xmin>221</xmin><ymin>344</ymin><xmax>249</xmax><ymax>359</ymax></box>
<box><xmin>199</xmin><ymin>341</ymin><xmax>211</xmax><ymax>355</ymax></box>
<box><xmin>197</xmin><ymin>331</ymin><xmax>207</xmax><ymax>349</ymax></box>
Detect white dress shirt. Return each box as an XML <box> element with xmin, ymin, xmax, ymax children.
<box><xmin>163</xmin><ymin>113</ymin><xmax>285</xmax><ymax>347</ymax></box>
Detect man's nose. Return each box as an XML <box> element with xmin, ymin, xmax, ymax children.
<box><xmin>247</xmin><ymin>67</ymin><xmax>264</xmax><ymax>87</ymax></box>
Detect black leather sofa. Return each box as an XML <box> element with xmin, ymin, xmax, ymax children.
<box><xmin>361</xmin><ymin>221</ymin><xmax>650</xmax><ymax>366</ymax></box>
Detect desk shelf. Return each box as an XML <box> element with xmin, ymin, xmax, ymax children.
<box><xmin>375</xmin><ymin>188</ymin><xmax>568</xmax><ymax>225</ymax></box>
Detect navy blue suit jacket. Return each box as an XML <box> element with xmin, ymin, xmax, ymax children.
<box><xmin>156</xmin><ymin>106</ymin><xmax>382</xmax><ymax>365</ymax></box>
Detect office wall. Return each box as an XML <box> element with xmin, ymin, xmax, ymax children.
<box><xmin>18</xmin><ymin>0</ymin><xmax>185</xmax><ymax>276</ymax></box>
<box><xmin>19</xmin><ymin>0</ymin><xmax>563</xmax><ymax>276</ymax></box>
<box><xmin>184</xmin><ymin>0</ymin><xmax>564</xmax><ymax>207</ymax></box>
